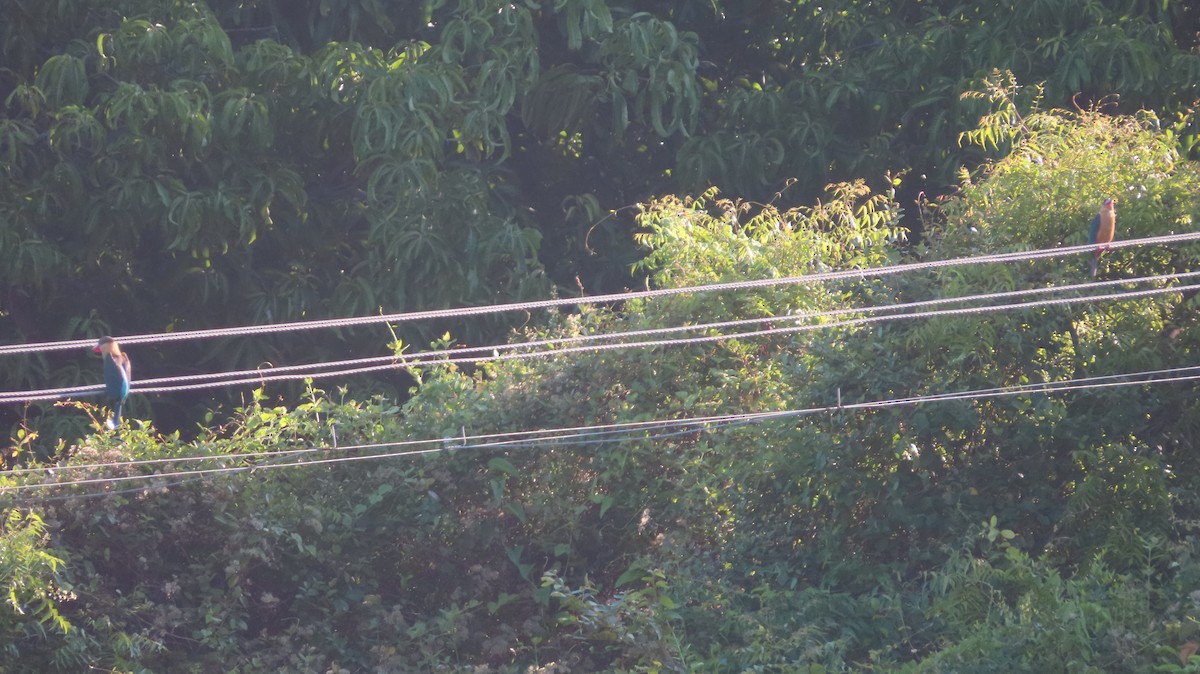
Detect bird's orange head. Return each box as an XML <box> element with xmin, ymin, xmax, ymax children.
<box><xmin>93</xmin><ymin>336</ymin><xmax>114</xmax><ymax>355</ymax></box>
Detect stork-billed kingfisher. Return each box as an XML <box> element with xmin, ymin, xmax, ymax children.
<box><xmin>1088</xmin><ymin>197</ymin><xmax>1117</xmax><ymax>277</ymax></box>
<box><xmin>94</xmin><ymin>336</ymin><xmax>131</xmax><ymax>430</ymax></box>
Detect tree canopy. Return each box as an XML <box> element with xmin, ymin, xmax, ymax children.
<box><xmin>5</xmin><ymin>0</ymin><xmax>1200</xmax><ymax>669</ymax></box>
<box><xmin>2</xmin><ymin>0</ymin><xmax>1200</xmax><ymax>446</ymax></box>
<box><xmin>4</xmin><ymin>105</ymin><xmax>1200</xmax><ymax>671</ymax></box>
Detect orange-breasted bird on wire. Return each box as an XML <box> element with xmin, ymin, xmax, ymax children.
<box><xmin>1088</xmin><ymin>197</ymin><xmax>1116</xmax><ymax>277</ymax></box>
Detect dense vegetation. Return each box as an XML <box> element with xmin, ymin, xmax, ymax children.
<box><xmin>5</xmin><ymin>104</ymin><xmax>1200</xmax><ymax>671</ymax></box>
<box><xmin>2</xmin><ymin>0</ymin><xmax>1200</xmax><ymax>443</ymax></box>
<box><xmin>5</xmin><ymin>0</ymin><xmax>1200</xmax><ymax>671</ymax></box>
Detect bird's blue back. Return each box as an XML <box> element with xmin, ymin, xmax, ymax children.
<box><xmin>102</xmin><ymin>354</ymin><xmax>129</xmax><ymax>401</ymax></box>
<box><xmin>1088</xmin><ymin>213</ymin><xmax>1101</xmax><ymax>245</ymax></box>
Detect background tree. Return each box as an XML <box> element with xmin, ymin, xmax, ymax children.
<box><xmin>2</xmin><ymin>0</ymin><xmax>1200</xmax><ymax>451</ymax></box>
<box><xmin>5</xmin><ymin>103</ymin><xmax>1200</xmax><ymax>671</ymax></box>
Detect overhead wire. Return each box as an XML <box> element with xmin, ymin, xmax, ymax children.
<box><xmin>1</xmin><ymin>230</ymin><xmax>1198</xmax><ymax>358</ymax></box>
<box><xmin>2</xmin><ymin>233</ymin><xmax>1197</xmax><ymax>495</ymax></box>
<box><xmin>82</xmin><ymin>279</ymin><xmax>1200</xmax><ymax>392</ymax></box>
<box><xmin>1</xmin><ymin>271</ymin><xmax>1196</xmax><ymax>404</ymax></box>
<box><xmin>124</xmin><ymin>269</ymin><xmax>1200</xmax><ymax>382</ymax></box>
<box><xmin>382</xmin><ymin>278</ymin><xmax>1199</xmax><ymax>369</ymax></box>
<box><xmin>16</xmin><ymin>359</ymin><xmax>1199</xmax><ymax>481</ymax></box>
<box><xmin>5</xmin><ymin>362</ymin><xmax>1199</xmax><ymax>501</ymax></box>
<box><xmin>15</xmin><ymin>477</ymin><xmax>217</xmax><ymax>503</ymax></box>
<box><xmin>0</xmin><ymin>416</ymin><xmax>755</xmax><ymax>496</ymax></box>
<box><xmin>0</xmin><ymin>412</ymin><xmax>742</xmax><ymax>477</ymax></box>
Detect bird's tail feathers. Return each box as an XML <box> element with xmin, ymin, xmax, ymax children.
<box><xmin>107</xmin><ymin>402</ymin><xmax>123</xmax><ymax>430</ymax></box>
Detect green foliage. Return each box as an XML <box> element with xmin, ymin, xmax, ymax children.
<box><xmin>5</xmin><ymin>3</ymin><xmax>1200</xmax><ymax>662</ymax></box>
<box><xmin>947</xmin><ymin>79</ymin><xmax>1200</xmax><ymax>260</ymax></box>
<box><xmin>544</xmin><ymin>569</ymin><xmax>684</xmax><ymax>671</ymax></box>
<box><xmin>674</xmin><ymin>0</ymin><xmax>1200</xmax><ymax>200</ymax></box>
<box><xmin>398</xmin><ymin>107</ymin><xmax>1200</xmax><ymax>670</ymax></box>
<box><xmin>5</xmin><ymin>0</ymin><xmax>1200</xmax><ymax>456</ymax></box>
<box><xmin>0</xmin><ymin>176</ymin><xmax>909</xmax><ymax>669</ymax></box>
<box><xmin>0</xmin><ymin>0</ymin><xmax>1195</xmax><ymax>393</ymax></box>
<box><xmin>0</xmin><ymin>510</ymin><xmax>69</xmax><ymax>638</ymax></box>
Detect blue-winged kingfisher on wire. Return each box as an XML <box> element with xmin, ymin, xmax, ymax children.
<box><xmin>94</xmin><ymin>336</ymin><xmax>131</xmax><ymax>430</ymax></box>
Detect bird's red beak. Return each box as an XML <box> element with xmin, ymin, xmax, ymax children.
<box><xmin>92</xmin><ymin>346</ymin><xmax>101</xmax><ymax>353</ymax></box>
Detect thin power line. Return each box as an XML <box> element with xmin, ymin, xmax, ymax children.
<box><xmin>1</xmin><ymin>230</ymin><xmax>1197</xmax><ymax>357</ymax></box>
<box><xmin>1</xmin><ymin>413</ymin><xmax>734</xmax><ymax>477</ymax></box>
<box><xmin>12</xmin><ymin>477</ymin><xmax>214</xmax><ymax>503</ymax></box>
<box><xmin>0</xmin><ymin>275</ymin><xmax>1194</xmax><ymax>403</ymax></box>
<box><xmin>10</xmin><ymin>360</ymin><xmax>1198</xmax><ymax>478</ymax></box>
<box><xmin>135</xmin><ymin>269</ymin><xmax>1200</xmax><ymax>383</ymax></box>
<box><xmin>122</xmin><ymin>280</ymin><xmax>1200</xmax><ymax>395</ymax></box>
<box><xmin>1</xmin><ymin>417</ymin><xmax>752</xmax><ymax>495</ymax></box>
<box><xmin>4</xmin><ymin>363</ymin><xmax>1197</xmax><ymax>499</ymax></box>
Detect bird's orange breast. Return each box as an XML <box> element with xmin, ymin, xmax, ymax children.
<box><xmin>1096</xmin><ymin>209</ymin><xmax>1116</xmax><ymax>244</ymax></box>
